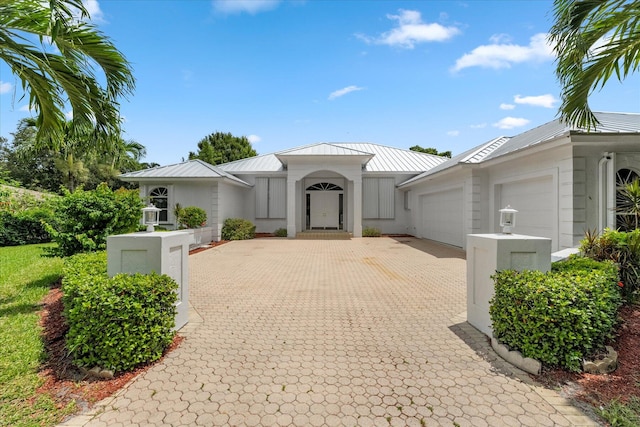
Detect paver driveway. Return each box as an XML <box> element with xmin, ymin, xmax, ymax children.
<box><xmin>63</xmin><ymin>237</ymin><xmax>599</xmax><ymax>427</ymax></box>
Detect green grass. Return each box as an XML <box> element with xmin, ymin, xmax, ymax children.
<box><xmin>600</xmin><ymin>398</ymin><xmax>640</xmax><ymax>427</ymax></box>
<box><xmin>0</xmin><ymin>243</ymin><xmax>76</xmax><ymax>427</ymax></box>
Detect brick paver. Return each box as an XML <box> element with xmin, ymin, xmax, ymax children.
<box><xmin>60</xmin><ymin>237</ymin><xmax>601</xmax><ymax>426</ymax></box>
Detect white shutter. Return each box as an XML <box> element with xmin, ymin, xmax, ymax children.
<box><xmin>378</xmin><ymin>178</ymin><xmax>395</xmax><ymax>219</ymax></box>
<box><xmin>268</xmin><ymin>178</ymin><xmax>286</xmax><ymax>219</ymax></box>
<box><xmin>363</xmin><ymin>178</ymin><xmax>379</xmax><ymax>219</ymax></box>
<box><xmin>255</xmin><ymin>177</ymin><xmax>269</xmax><ymax>218</ymax></box>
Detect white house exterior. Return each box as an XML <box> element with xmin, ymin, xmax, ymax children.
<box><xmin>120</xmin><ymin>112</ymin><xmax>640</xmax><ymax>250</ymax></box>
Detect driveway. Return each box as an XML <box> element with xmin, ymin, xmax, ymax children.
<box><xmin>63</xmin><ymin>237</ymin><xmax>598</xmax><ymax>426</ymax></box>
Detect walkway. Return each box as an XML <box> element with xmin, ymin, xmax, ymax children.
<box><xmin>61</xmin><ymin>237</ymin><xmax>600</xmax><ymax>426</ymax></box>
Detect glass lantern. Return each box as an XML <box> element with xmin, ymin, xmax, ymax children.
<box><xmin>499</xmin><ymin>205</ymin><xmax>518</xmax><ymax>234</ymax></box>
<box><xmin>142</xmin><ymin>204</ymin><xmax>161</xmax><ymax>232</ymax></box>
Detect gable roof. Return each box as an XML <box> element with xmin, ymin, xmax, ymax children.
<box><xmin>399</xmin><ymin>111</ymin><xmax>640</xmax><ymax>188</ymax></box>
<box><xmin>119</xmin><ymin>159</ymin><xmax>251</xmax><ymax>186</ymax></box>
<box><xmin>217</xmin><ymin>142</ymin><xmax>447</xmax><ymax>174</ymax></box>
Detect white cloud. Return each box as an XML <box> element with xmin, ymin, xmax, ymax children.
<box><xmin>19</xmin><ymin>104</ymin><xmax>33</xmax><ymax>112</ymax></box>
<box><xmin>328</xmin><ymin>85</ymin><xmax>364</xmax><ymax>100</ymax></box>
<box><xmin>493</xmin><ymin>117</ymin><xmax>530</xmax><ymax>129</ymax></box>
<box><xmin>447</xmin><ymin>130</ymin><xmax>460</xmax><ymax>137</ymax></box>
<box><xmin>65</xmin><ymin>110</ymin><xmax>74</xmax><ymax>120</ymax></box>
<box><xmin>514</xmin><ymin>94</ymin><xmax>558</xmax><ymax>108</ymax></box>
<box><xmin>213</xmin><ymin>0</ymin><xmax>280</xmax><ymax>14</ymax></box>
<box><xmin>357</xmin><ymin>9</ymin><xmax>460</xmax><ymax>49</ymax></box>
<box><xmin>470</xmin><ymin>123</ymin><xmax>487</xmax><ymax>129</ymax></box>
<box><xmin>489</xmin><ymin>33</ymin><xmax>512</xmax><ymax>44</ymax></box>
<box><xmin>83</xmin><ymin>0</ymin><xmax>104</xmax><ymax>22</ymax></box>
<box><xmin>247</xmin><ymin>134</ymin><xmax>261</xmax><ymax>143</ymax></box>
<box><xmin>500</xmin><ymin>103</ymin><xmax>515</xmax><ymax>110</ymax></box>
<box><xmin>452</xmin><ymin>33</ymin><xmax>554</xmax><ymax>72</ymax></box>
<box><xmin>0</xmin><ymin>81</ymin><xmax>11</xmax><ymax>94</ymax></box>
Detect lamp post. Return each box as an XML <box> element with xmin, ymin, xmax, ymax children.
<box><xmin>142</xmin><ymin>204</ymin><xmax>161</xmax><ymax>232</ymax></box>
<box><xmin>499</xmin><ymin>205</ymin><xmax>518</xmax><ymax>234</ymax></box>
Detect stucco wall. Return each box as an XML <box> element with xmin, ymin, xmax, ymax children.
<box><xmin>217</xmin><ymin>182</ymin><xmax>249</xmax><ymax>239</ymax></box>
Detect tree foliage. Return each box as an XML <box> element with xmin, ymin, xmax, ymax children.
<box><xmin>550</xmin><ymin>0</ymin><xmax>640</xmax><ymax>129</ymax></box>
<box><xmin>188</xmin><ymin>132</ymin><xmax>257</xmax><ymax>165</ymax></box>
<box><xmin>0</xmin><ymin>0</ymin><xmax>135</xmax><ymax>146</ymax></box>
<box><xmin>409</xmin><ymin>145</ymin><xmax>452</xmax><ymax>158</ymax></box>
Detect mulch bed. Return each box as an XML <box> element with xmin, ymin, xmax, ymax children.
<box><xmin>536</xmin><ymin>303</ymin><xmax>640</xmax><ymax>406</ymax></box>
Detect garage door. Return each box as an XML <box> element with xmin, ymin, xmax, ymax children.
<box><xmin>420</xmin><ymin>188</ymin><xmax>464</xmax><ymax>247</ymax></box>
<box><xmin>499</xmin><ymin>176</ymin><xmax>554</xmax><ymax>239</ymax></box>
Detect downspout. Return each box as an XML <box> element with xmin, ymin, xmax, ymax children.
<box><xmin>598</xmin><ymin>154</ymin><xmax>609</xmax><ymax>231</ymax></box>
<box><xmin>597</xmin><ymin>152</ymin><xmax>615</xmax><ymax>231</ymax></box>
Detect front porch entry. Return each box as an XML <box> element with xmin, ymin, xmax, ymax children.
<box><xmin>306</xmin><ymin>182</ymin><xmax>343</xmax><ymax>230</ymax></box>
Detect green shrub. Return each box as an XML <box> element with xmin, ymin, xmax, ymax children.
<box><xmin>581</xmin><ymin>228</ymin><xmax>640</xmax><ymax>299</ymax></box>
<box><xmin>62</xmin><ymin>252</ymin><xmax>177</xmax><ymax>372</ymax></box>
<box><xmin>274</xmin><ymin>228</ymin><xmax>287</xmax><ymax>237</ymax></box>
<box><xmin>0</xmin><ymin>208</ymin><xmax>52</xmax><ymax>246</ymax></box>
<box><xmin>176</xmin><ymin>206</ymin><xmax>207</xmax><ymax>229</ymax></box>
<box><xmin>362</xmin><ymin>226</ymin><xmax>381</xmax><ymax>237</ymax></box>
<box><xmin>221</xmin><ymin>218</ymin><xmax>255</xmax><ymax>240</ymax></box>
<box><xmin>490</xmin><ymin>261</ymin><xmax>622</xmax><ymax>371</ymax></box>
<box><xmin>45</xmin><ymin>184</ymin><xmax>143</xmax><ymax>256</ymax></box>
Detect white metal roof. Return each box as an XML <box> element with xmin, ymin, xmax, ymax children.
<box><xmin>399</xmin><ymin>112</ymin><xmax>640</xmax><ymax>188</ymax></box>
<box><xmin>218</xmin><ymin>142</ymin><xmax>448</xmax><ymax>174</ymax></box>
<box><xmin>119</xmin><ymin>159</ymin><xmax>251</xmax><ymax>186</ymax></box>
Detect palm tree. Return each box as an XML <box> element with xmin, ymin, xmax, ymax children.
<box><xmin>549</xmin><ymin>0</ymin><xmax>640</xmax><ymax>129</ymax></box>
<box><xmin>0</xmin><ymin>0</ymin><xmax>135</xmax><ymax>147</ymax></box>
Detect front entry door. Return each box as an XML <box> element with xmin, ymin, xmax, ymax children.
<box><xmin>310</xmin><ymin>192</ymin><xmax>339</xmax><ymax>229</ymax></box>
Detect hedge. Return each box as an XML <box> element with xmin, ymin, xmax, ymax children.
<box><xmin>62</xmin><ymin>252</ymin><xmax>177</xmax><ymax>373</ymax></box>
<box><xmin>221</xmin><ymin>218</ymin><xmax>255</xmax><ymax>240</ymax></box>
<box><xmin>490</xmin><ymin>258</ymin><xmax>622</xmax><ymax>371</ymax></box>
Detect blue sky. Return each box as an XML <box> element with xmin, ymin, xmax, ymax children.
<box><xmin>1</xmin><ymin>0</ymin><xmax>638</xmax><ymax>165</ymax></box>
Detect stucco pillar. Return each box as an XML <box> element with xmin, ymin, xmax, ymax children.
<box><xmin>286</xmin><ymin>177</ymin><xmax>297</xmax><ymax>238</ymax></box>
<box><xmin>353</xmin><ymin>178</ymin><xmax>362</xmax><ymax>238</ymax></box>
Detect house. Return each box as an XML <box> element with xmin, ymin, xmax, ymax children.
<box><xmin>120</xmin><ymin>112</ymin><xmax>640</xmax><ymax>251</ymax></box>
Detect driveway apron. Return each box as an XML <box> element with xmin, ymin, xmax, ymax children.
<box><xmin>61</xmin><ymin>237</ymin><xmax>599</xmax><ymax>427</ymax></box>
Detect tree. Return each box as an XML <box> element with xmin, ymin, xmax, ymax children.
<box><xmin>188</xmin><ymin>132</ymin><xmax>258</xmax><ymax>165</ymax></box>
<box><xmin>0</xmin><ymin>0</ymin><xmax>135</xmax><ymax>146</ymax></box>
<box><xmin>550</xmin><ymin>0</ymin><xmax>640</xmax><ymax>129</ymax></box>
<box><xmin>409</xmin><ymin>145</ymin><xmax>452</xmax><ymax>158</ymax></box>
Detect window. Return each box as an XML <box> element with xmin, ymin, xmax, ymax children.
<box><xmin>255</xmin><ymin>178</ymin><xmax>286</xmax><ymax>219</ymax></box>
<box><xmin>616</xmin><ymin>168</ymin><xmax>640</xmax><ymax>231</ymax></box>
<box><xmin>149</xmin><ymin>187</ymin><xmax>169</xmax><ymax>222</ymax></box>
<box><xmin>363</xmin><ymin>178</ymin><xmax>395</xmax><ymax>219</ymax></box>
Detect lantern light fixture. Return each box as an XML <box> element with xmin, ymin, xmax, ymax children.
<box><xmin>499</xmin><ymin>205</ymin><xmax>518</xmax><ymax>234</ymax></box>
<box><xmin>142</xmin><ymin>203</ymin><xmax>161</xmax><ymax>232</ymax></box>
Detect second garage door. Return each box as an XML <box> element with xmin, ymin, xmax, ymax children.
<box><xmin>420</xmin><ymin>188</ymin><xmax>464</xmax><ymax>247</ymax></box>
<box><xmin>499</xmin><ymin>176</ymin><xmax>555</xmax><ymax>240</ymax></box>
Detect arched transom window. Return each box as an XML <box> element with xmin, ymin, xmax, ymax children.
<box><xmin>149</xmin><ymin>187</ymin><xmax>169</xmax><ymax>222</ymax></box>
<box><xmin>306</xmin><ymin>183</ymin><xmax>343</xmax><ymax>191</ymax></box>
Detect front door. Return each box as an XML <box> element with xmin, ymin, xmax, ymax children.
<box><xmin>310</xmin><ymin>192</ymin><xmax>339</xmax><ymax>229</ymax></box>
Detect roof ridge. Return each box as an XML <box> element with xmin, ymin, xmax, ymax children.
<box><xmin>460</xmin><ymin>136</ymin><xmax>511</xmax><ymax>164</ymax></box>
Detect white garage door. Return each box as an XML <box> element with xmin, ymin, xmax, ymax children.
<box><xmin>499</xmin><ymin>176</ymin><xmax>554</xmax><ymax>239</ymax></box>
<box><xmin>420</xmin><ymin>188</ymin><xmax>464</xmax><ymax>247</ymax></box>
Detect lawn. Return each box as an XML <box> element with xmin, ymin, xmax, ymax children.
<box><xmin>0</xmin><ymin>243</ymin><xmax>75</xmax><ymax>427</ymax></box>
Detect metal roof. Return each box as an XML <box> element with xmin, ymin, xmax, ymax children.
<box><xmin>119</xmin><ymin>159</ymin><xmax>251</xmax><ymax>186</ymax></box>
<box><xmin>483</xmin><ymin>111</ymin><xmax>640</xmax><ymax>162</ymax></box>
<box><xmin>398</xmin><ymin>137</ymin><xmax>510</xmax><ymax>187</ymax></box>
<box><xmin>217</xmin><ymin>142</ymin><xmax>448</xmax><ymax>173</ymax></box>
<box><xmin>399</xmin><ymin>111</ymin><xmax>639</xmax><ymax>188</ymax></box>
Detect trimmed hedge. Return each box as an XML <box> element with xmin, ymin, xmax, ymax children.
<box><xmin>490</xmin><ymin>258</ymin><xmax>622</xmax><ymax>371</ymax></box>
<box><xmin>0</xmin><ymin>208</ymin><xmax>52</xmax><ymax>246</ymax></box>
<box><xmin>176</xmin><ymin>205</ymin><xmax>207</xmax><ymax>229</ymax></box>
<box><xmin>62</xmin><ymin>252</ymin><xmax>177</xmax><ymax>373</ymax></box>
<box><xmin>221</xmin><ymin>218</ymin><xmax>255</xmax><ymax>240</ymax></box>
<box><xmin>274</xmin><ymin>228</ymin><xmax>287</xmax><ymax>237</ymax></box>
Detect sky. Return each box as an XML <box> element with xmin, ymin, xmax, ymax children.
<box><xmin>1</xmin><ymin>0</ymin><xmax>639</xmax><ymax>166</ymax></box>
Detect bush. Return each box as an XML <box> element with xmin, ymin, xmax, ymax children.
<box><xmin>45</xmin><ymin>184</ymin><xmax>144</xmax><ymax>256</ymax></box>
<box><xmin>581</xmin><ymin>228</ymin><xmax>640</xmax><ymax>299</ymax></box>
<box><xmin>274</xmin><ymin>228</ymin><xmax>287</xmax><ymax>237</ymax></box>
<box><xmin>221</xmin><ymin>218</ymin><xmax>255</xmax><ymax>240</ymax></box>
<box><xmin>490</xmin><ymin>260</ymin><xmax>622</xmax><ymax>371</ymax></box>
<box><xmin>362</xmin><ymin>226</ymin><xmax>381</xmax><ymax>237</ymax></box>
<box><xmin>0</xmin><ymin>208</ymin><xmax>52</xmax><ymax>246</ymax></box>
<box><xmin>62</xmin><ymin>252</ymin><xmax>177</xmax><ymax>373</ymax></box>
<box><xmin>176</xmin><ymin>206</ymin><xmax>207</xmax><ymax>229</ymax></box>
